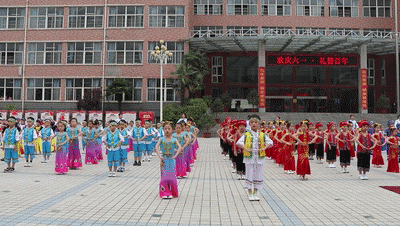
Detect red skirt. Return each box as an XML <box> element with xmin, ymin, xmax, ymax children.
<box><xmin>387</xmin><ymin>147</ymin><xmax>399</xmax><ymax>173</ymax></box>
<box><xmin>371</xmin><ymin>146</ymin><xmax>384</xmax><ymax>166</ymax></box>
<box><xmin>284</xmin><ymin>144</ymin><xmax>295</xmax><ymax>171</ymax></box>
<box><xmin>296</xmin><ymin>145</ymin><xmax>311</xmax><ymax>175</ymax></box>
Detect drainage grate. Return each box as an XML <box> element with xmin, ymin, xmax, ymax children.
<box><xmin>259</xmin><ymin>216</ymin><xmax>269</xmax><ymax>219</ymax></box>
<box><xmin>335</xmin><ymin>198</ymin><xmax>342</xmax><ymax>201</ymax></box>
<box><xmin>364</xmin><ymin>215</ymin><xmax>374</xmax><ymax>219</ymax></box>
<box><xmin>100</xmin><ymin>183</ymin><xmax>106</xmax><ymax>185</ymax></box>
<box><xmin>152</xmin><ymin>214</ymin><xmax>162</xmax><ymax>218</ymax></box>
<box><xmin>34</xmin><ymin>180</ymin><xmax>40</xmax><ymax>182</ymax></box>
<box><xmin>3</xmin><ymin>190</ymin><xmax>10</xmax><ymax>193</ymax></box>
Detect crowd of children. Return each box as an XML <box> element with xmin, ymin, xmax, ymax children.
<box><xmin>218</xmin><ymin>115</ymin><xmax>400</xmax><ymax>201</ymax></box>
<box><xmin>0</xmin><ymin>114</ymin><xmax>200</xmax><ymax>200</ymax></box>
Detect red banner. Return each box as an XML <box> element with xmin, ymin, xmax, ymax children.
<box><xmin>361</xmin><ymin>69</ymin><xmax>368</xmax><ymax>110</ymax></box>
<box><xmin>259</xmin><ymin>67</ymin><xmax>266</xmax><ymax>109</ymax></box>
<box><xmin>139</xmin><ymin>111</ymin><xmax>154</xmax><ymax>125</ymax></box>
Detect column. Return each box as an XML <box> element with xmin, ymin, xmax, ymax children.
<box><xmin>258</xmin><ymin>40</ymin><xmax>266</xmax><ymax>113</ymax></box>
<box><xmin>359</xmin><ymin>44</ymin><xmax>368</xmax><ymax>114</ymax></box>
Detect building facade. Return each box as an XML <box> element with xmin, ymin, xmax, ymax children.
<box><xmin>0</xmin><ymin>0</ymin><xmax>399</xmax><ymax>115</ymax></box>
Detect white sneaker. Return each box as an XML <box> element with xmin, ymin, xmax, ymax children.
<box><xmin>363</xmin><ymin>175</ymin><xmax>368</xmax><ymax>180</ymax></box>
<box><xmin>242</xmin><ymin>175</ymin><xmax>246</xmax><ymax>180</ymax></box>
<box><xmin>162</xmin><ymin>196</ymin><xmax>168</xmax><ymax>199</ymax></box>
<box><xmin>168</xmin><ymin>195</ymin><xmax>173</xmax><ymax>199</ymax></box>
<box><xmin>237</xmin><ymin>175</ymin><xmax>241</xmax><ymax>180</ymax></box>
<box><xmin>223</xmin><ymin>156</ymin><xmax>226</xmax><ymax>160</ymax></box>
<box><xmin>42</xmin><ymin>160</ymin><xmax>46</xmax><ymax>163</ymax></box>
<box><xmin>253</xmin><ymin>192</ymin><xmax>260</xmax><ymax>201</ymax></box>
<box><xmin>108</xmin><ymin>172</ymin><xmax>113</xmax><ymax>177</ymax></box>
<box><xmin>232</xmin><ymin>169</ymin><xmax>236</xmax><ymax>173</ymax></box>
<box><xmin>341</xmin><ymin>167</ymin><xmax>345</xmax><ymax>173</ymax></box>
<box><xmin>112</xmin><ymin>172</ymin><xmax>116</xmax><ymax>177</ymax></box>
<box><xmin>248</xmin><ymin>193</ymin><xmax>255</xmax><ymax>201</ymax></box>
<box><xmin>359</xmin><ymin>174</ymin><xmax>364</xmax><ymax>180</ymax></box>
<box><xmin>25</xmin><ymin>162</ymin><xmax>29</xmax><ymax>167</ymax></box>
<box><xmin>332</xmin><ymin>164</ymin><xmax>336</xmax><ymax>168</ymax></box>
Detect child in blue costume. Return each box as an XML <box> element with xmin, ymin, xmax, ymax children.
<box><xmin>3</xmin><ymin>117</ymin><xmax>21</xmax><ymax>172</ymax></box>
<box><xmin>55</xmin><ymin>121</ymin><xmax>70</xmax><ymax>174</ymax></box>
<box><xmin>40</xmin><ymin>119</ymin><xmax>54</xmax><ymax>163</ymax></box>
<box><xmin>22</xmin><ymin>117</ymin><xmax>37</xmax><ymax>167</ymax></box>
<box><xmin>102</xmin><ymin>120</ymin><xmax>124</xmax><ymax>177</ymax></box>
<box><xmin>156</xmin><ymin>122</ymin><xmax>182</xmax><ymax>199</ymax></box>
<box><xmin>84</xmin><ymin>120</ymin><xmax>99</xmax><ymax>165</ymax></box>
<box><xmin>118</xmin><ymin>120</ymin><xmax>129</xmax><ymax>172</ymax></box>
<box><xmin>81</xmin><ymin>121</ymin><xmax>88</xmax><ymax>151</ymax></box>
<box><xmin>67</xmin><ymin>118</ymin><xmax>83</xmax><ymax>169</ymax></box>
<box><xmin>144</xmin><ymin>121</ymin><xmax>156</xmax><ymax>162</ymax></box>
<box><xmin>132</xmin><ymin>119</ymin><xmax>148</xmax><ymax>166</ymax></box>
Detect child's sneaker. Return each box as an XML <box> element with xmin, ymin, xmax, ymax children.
<box><xmin>108</xmin><ymin>172</ymin><xmax>113</xmax><ymax>177</ymax></box>
<box><xmin>253</xmin><ymin>191</ymin><xmax>260</xmax><ymax>201</ymax></box>
<box><xmin>248</xmin><ymin>191</ymin><xmax>255</xmax><ymax>201</ymax></box>
<box><xmin>112</xmin><ymin>172</ymin><xmax>116</xmax><ymax>177</ymax></box>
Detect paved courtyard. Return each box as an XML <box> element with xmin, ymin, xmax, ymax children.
<box><xmin>1</xmin><ymin>138</ymin><xmax>400</xmax><ymax>226</ymax></box>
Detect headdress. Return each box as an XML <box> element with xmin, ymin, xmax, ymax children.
<box><xmin>315</xmin><ymin>122</ymin><xmax>324</xmax><ymax>128</ymax></box>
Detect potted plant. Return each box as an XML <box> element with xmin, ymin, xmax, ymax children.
<box><xmin>247</xmin><ymin>89</ymin><xmax>259</xmax><ymax>112</ymax></box>
<box><xmin>377</xmin><ymin>94</ymin><xmax>390</xmax><ymax>114</ymax></box>
<box><xmin>210</xmin><ymin>98</ymin><xmax>224</xmax><ymax>123</ymax></box>
<box><xmin>199</xmin><ymin>113</ymin><xmax>216</xmax><ymax>138</ymax></box>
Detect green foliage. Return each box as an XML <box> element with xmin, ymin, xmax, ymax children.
<box><xmin>210</xmin><ymin>98</ymin><xmax>224</xmax><ymax>117</ymax></box>
<box><xmin>163</xmin><ymin>104</ymin><xmax>183</xmax><ymax>123</ymax></box>
<box><xmin>220</xmin><ymin>94</ymin><xmax>232</xmax><ymax>110</ymax></box>
<box><xmin>377</xmin><ymin>94</ymin><xmax>390</xmax><ymax>108</ymax></box>
<box><xmin>202</xmin><ymin>95</ymin><xmax>212</xmax><ymax>108</ymax></box>
<box><xmin>247</xmin><ymin>89</ymin><xmax>259</xmax><ymax>108</ymax></box>
<box><xmin>105</xmin><ymin>78</ymin><xmax>133</xmax><ymax>111</ymax></box>
<box><xmin>77</xmin><ymin>89</ymin><xmax>102</xmax><ymax>111</ymax></box>
<box><xmin>5</xmin><ymin>104</ymin><xmax>16</xmax><ymax>110</ymax></box>
<box><xmin>183</xmin><ymin>98</ymin><xmax>208</xmax><ymax>124</ymax></box>
<box><xmin>172</xmin><ymin>50</ymin><xmax>210</xmax><ymax>104</ymax></box>
<box><xmin>198</xmin><ymin>112</ymin><xmax>216</xmax><ymax>132</ymax></box>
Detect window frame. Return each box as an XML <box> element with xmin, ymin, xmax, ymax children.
<box><xmin>329</xmin><ymin>0</ymin><xmax>359</xmax><ymax>17</ymax></box>
<box><xmin>296</xmin><ymin>0</ymin><xmax>325</xmax><ymax>16</ymax></box>
<box><xmin>227</xmin><ymin>0</ymin><xmax>258</xmax><ymax>15</ymax></box>
<box><xmin>0</xmin><ymin>78</ymin><xmax>22</xmax><ymax>101</ymax></box>
<box><xmin>147</xmin><ymin>78</ymin><xmax>181</xmax><ymax>102</ymax></box>
<box><xmin>261</xmin><ymin>0</ymin><xmax>292</xmax><ymax>16</ymax></box>
<box><xmin>148</xmin><ymin>41</ymin><xmax>184</xmax><ymax>64</ymax></box>
<box><xmin>26</xmin><ymin>78</ymin><xmax>61</xmax><ymax>101</ymax></box>
<box><xmin>262</xmin><ymin>26</ymin><xmax>293</xmax><ymax>35</ymax></box>
<box><xmin>212</xmin><ymin>56</ymin><xmax>223</xmax><ymax>83</ymax></box>
<box><xmin>67</xmin><ymin>42</ymin><xmax>103</xmax><ymax>64</ymax></box>
<box><xmin>107</xmin><ymin>41</ymin><xmax>143</xmax><ymax>65</ymax></box>
<box><xmin>194</xmin><ymin>0</ymin><xmax>224</xmax><ymax>15</ymax></box>
<box><xmin>27</xmin><ymin>42</ymin><xmax>62</xmax><ymax>65</ymax></box>
<box><xmin>367</xmin><ymin>58</ymin><xmax>375</xmax><ymax>85</ymax></box>
<box><xmin>105</xmin><ymin>78</ymin><xmax>143</xmax><ymax>102</ymax></box>
<box><xmin>29</xmin><ymin>7</ymin><xmax>64</xmax><ymax>29</ymax></box>
<box><xmin>149</xmin><ymin>6</ymin><xmax>185</xmax><ymax>28</ymax></box>
<box><xmin>65</xmin><ymin>78</ymin><xmax>102</xmax><ymax>101</ymax></box>
<box><xmin>0</xmin><ymin>7</ymin><xmax>25</xmax><ymax>30</ymax></box>
<box><xmin>68</xmin><ymin>6</ymin><xmax>104</xmax><ymax>29</ymax></box>
<box><xmin>193</xmin><ymin>26</ymin><xmax>223</xmax><ymax>37</ymax></box>
<box><xmin>0</xmin><ymin>43</ymin><xmax>24</xmax><ymax>65</ymax></box>
<box><xmin>363</xmin><ymin>0</ymin><xmax>391</xmax><ymax>18</ymax></box>
<box><xmin>108</xmin><ymin>5</ymin><xmax>144</xmax><ymax>28</ymax></box>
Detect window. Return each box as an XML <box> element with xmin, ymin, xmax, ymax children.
<box><xmin>367</xmin><ymin>58</ymin><xmax>375</xmax><ymax>85</ymax></box>
<box><xmin>227</xmin><ymin>26</ymin><xmax>259</xmax><ymax>36</ymax></box>
<box><xmin>67</xmin><ymin>42</ymin><xmax>102</xmax><ymax>64</ymax></box>
<box><xmin>107</xmin><ymin>42</ymin><xmax>143</xmax><ymax>64</ymax></box>
<box><xmin>66</xmin><ymin>79</ymin><xmax>101</xmax><ymax>101</ymax></box>
<box><xmin>0</xmin><ymin>43</ymin><xmax>23</xmax><ymax>65</ymax></box>
<box><xmin>28</xmin><ymin>43</ymin><xmax>62</xmax><ymax>64</ymax></box>
<box><xmin>147</xmin><ymin>79</ymin><xmax>180</xmax><ymax>102</ymax></box>
<box><xmin>193</xmin><ymin>26</ymin><xmax>223</xmax><ymax>37</ymax></box>
<box><xmin>363</xmin><ymin>29</ymin><xmax>392</xmax><ymax>37</ymax></box>
<box><xmin>30</xmin><ymin>7</ymin><xmax>64</xmax><ymax>29</ymax></box>
<box><xmin>262</xmin><ymin>0</ymin><xmax>291</xmax><ymax>16</ymax></box>
<box><xmin>297</xmin><ymin>0</ymin><xmax>325</xmax><ymax>16</ymax></box>
<box><xmin>0</xmin><ymin>7</ymin><xmax>25</xmax><ymax>29</ymax></box>
<box><xmin>149</xmin><ymin>6</ymin><xmax>185</xmax><ymax>28</ymax></box>
<box><xmin>105</xmin><ymin>78</ymin><xmax>142</xmax><ymax>101</ymax></box>
<box><xmin>363</xmin><ymin>0</ymin><xmax>391</xmax><ymax>18</ymax></box>
<box><xmin>381</xmin><ymin>58</ymin><xmax>386</xmax><ymax>85</ymax></box>
<box><xmin>68</xmin><ymin>6</ymin><xmax>103</xmax><ymax>28</ymax></box>
<box><xmin>328</xmin><ymin>28</ymin><xmax>360</xmax><ymax>36</ymax></box>
<box><xmin>263</xmin><ymin>27</ymin><xmax>292</xmax><ymax>35</ymax></box>
<box><xmin>148</xmin><ymin>41</ymin><xmax>184</xmax><ymax>64</ymax></box>
<box><xmin>0</xmin><ymin>79</ymin><xmax>22</xmax><ymax>100</ymax></box>
<box><xmin>227</xmin><ymin>0</ymin><xmax>258</xmax><ymax>15</ymax></box>
<box><xmin>108</xmin><ymin>6</ymin><xmax>144</xmax><ymax>28</ymax></box>
<box><xmin>296</xmin><ymin>27</ymin><xmax>326</xmax><ymax>35</ymax></box>
<box><xmin>329</xmin><ymin>0</ymin><xmax>359</xmax><ymax>17</ymax></box>
<box><xmin>27</xmin><ymin>79</ymin><xmax>60</xmax><ymax>101</ymax></box>
<box><xmin>212</xmin><ymin>57</ymin><xmax>223</xmax><ymax>83</ymax></box>
<box><xmin>194</xmin><ymin>0</ymin><xmax>223</xmax><ymax>15</ymax></box>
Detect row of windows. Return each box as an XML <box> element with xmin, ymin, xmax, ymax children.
<box><xmin>0</xmin><ymin>78</ymin><xmax>180</xmax><ymax>102</ymax></box>
<box><xmin>0</xmin><ymin>6</ymin><xmax>185</xmax><ymax>30</ymax></box>
<box><xmin>193</xmin><ymin>26</ymin><xmax>392</xmax><ymax>37</ymax></box>
<box><xmin>195</xmin><ymin>0</ymin><xmax>391</xmax><ymax>17</ymax></box>
<box><xmin>0</xmin><ymin>42</ymin><xmax>184</xmax><ymax>65</ymax></box>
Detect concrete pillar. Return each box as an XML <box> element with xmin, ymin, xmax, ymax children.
<box><xmin>359</xmin><ymin>44</ymin><xmax>368</xmax><ymax>114</ymax></box>
<box><xmin>258</xmin><ymin>40</ymin><xmax>266</xmax><ymax>113</ymax></box>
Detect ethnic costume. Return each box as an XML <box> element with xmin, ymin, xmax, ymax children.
<box><xmin>40</xmin><ymin>127</ymin><xmax>54</xmax><ymax>159</ymax></box>
<box><xmin>66</xmin><ymin>127</ymin><xmax>82</xmax><ymax>169</ymax></box>
<box><xmin>357</xmin><ymin>132</ymin><xmax>373</xmax><ymax>173</ymax></box>
<box><xmin>120</xmin><ymin>128</ymin><xmax>130</xmax><ymax>166</ymax></box>
<box><xmin>372</xmin><ymin>132</ymin><xmax>385</xmax><ymax>166</ymax></box>
<box><xmin>103</xmin><ymin>129</ymin><xmax>124</xmax><ymax>169</ymax></box>
<box><xmin>132</xmin><ymin>126</ymin><xmax>147</xmax><ymax>158</ymax></box>
<box><xmin>173</xmin><ymin>131</ymin><xmax>188</xmax><ymax>178</ymax></box>
<box><xmin>159</xmin><ymin>137</ymin><xmax>179</xmax><ymax>198</ymax></box>
<box><xmin>85</xmin><ymin>128</ymin><xmax>99</xmax><ymax>165</ymax></box>
<box><xmin>234</xmin><ymin>129</ymin><xmax>246</xmax><ymax>178</ymax></box>
<box><xmin>314</xmin><ymin>129</ymin><xmax>325</xmax><ymax>161</ymax></box>
<box><xmin>21</xmin><ymin>126</ymin><xmax>37</xmax><ymax>166</ymax></box>
<box><xmin>3</xmin><ymin>127</ymin><xmax>21</xmax><ymax>167</ymax></box>
<box><xmin>338</xmin><ymin>127</ymin><xmax>352</xmax><ymax>169</ymax></box>
<box><xmin>283</xmin><ymin>131</ymin><xmax>296</xmax><ymax>173</ymax></box>
<box><xmin>95</xmin><ymin>127</ymin><xmax>104</xmax><ymax>161</ymax></box>
<box><xmin>387</xmin><ymin>136</ymin><xmax>400</xmax><ymax>173</ymax></box>
<box><xmin>326</xmin><ymin>129</ymin><xmax>338</xmax><ymax>165</ymax></box>
<box><xmin>55</xmin><ymin>131</ymin><xmax>69</xmax><ymax>174</ymax></box>
<box><xmin>296</xmin><ymin>132</ymin><xmax>311</xmax><ymax>176</ymax></box>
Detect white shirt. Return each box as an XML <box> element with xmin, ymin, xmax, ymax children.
<box><xmin>102</xmin><ymin>130</ymin><xmax>125</xmax><ymax>151</ymax></box>
<box><xmin>245</xmin><ymin>120</ymin><xmax>251</xmax><ymax>132</ymax></box>
<box><xmin>395</xmin><ymin>119</ymin><xmax>400</xmax><ymax>129</ymax></box>
<box><xmin>349</xmin><ymin>119</ymin><xmax>358</xmax><ymax>130</ymax></box>
<box><xmin>236</xmin><ymin>129</ymin><xmax>273</xmax><ymax>164</ymax></box>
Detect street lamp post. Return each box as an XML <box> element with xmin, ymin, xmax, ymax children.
<box><xmin>151</xmin><ymin>40</ymin><xmax>173</xmax><ymax>122</ymax></box>
<box><xmin>395</xmin><ymin>0</ymin><xmax>399</xmax><ymax>113</ymax></box>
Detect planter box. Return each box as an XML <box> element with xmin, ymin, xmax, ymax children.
<box><xmin>204</xmin><ymin>132</ymin><xmax>212</xmax><ymax>138</ymax></box>
<box><xmin>377</xmin><ymin>108</ymin><xmax>389</xmax><ymax>114</ymax></box>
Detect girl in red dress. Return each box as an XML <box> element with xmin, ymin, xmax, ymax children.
<box><xmin>325</xmin><ymin>122</ymin><xmax>338</xmax><ymax>168</ymax></box>
<box><xmin>294</xmin><ymin>121</ymin><xmax>318</xmax><ymax>181</ymax></box>
<box><xmin>347</xmin><ymin>121</ymin><xmax>356</xmax><ymax>159</ymax></box>
<box><xmin>265</xmin><ymin>121</ymin><xmax>274</xmax><ymax>159</ymax></box>
<box><xmin>308</xmin><ymin>122</ymin><xmax>316</xmax><ymax>160</ymax></box>
<box><xmin>356</xmin><ymin>120</ymin><xmax>377</xmax><ymax>180</ymax></box>
<box><xmin>280</xmin><ymin>122</ymin><xmax>296</xmax><ymax>174</ymax></box>
<box><xmin>274</xmin><ymin>121</ymin><xmax>285</xmax><ymax>166</ymax></box>
<box><xmin>270</xmin><ymin>121</ymin><xmax>278</xmax><ymax>162</ymax></box>
<box><xmin>385</xmin><ymin>127</ymin><xmax>400</xmax><ymax>173</ymax></box>
<box><xmin>314</xmin><ymin>123</ymin><xmax>325</xmax><ymax>164</ymax></box>
<box><xmin>372</xmin><ymin>123</ymin><xmax>385</xmax><ymax>168</ymax></box>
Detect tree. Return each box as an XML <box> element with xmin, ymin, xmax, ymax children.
<box><xmin>163</xmin><ymin>103</ymin><xmax>182</xmax><ymax>123</ymax></box>
<box><xmin>210</xmin><ymin>98</ymin><xmax>224</xmax><ymax>118</ymax></box>
<box><xmin>203</xmin><ymin>95</ymin><xmax>212</xmax><ymax>108</ymax></box>
<box><xmin>183</xmin><ymin>98</ymin><xmax>208</xmax><ymax>124</ymax></box>
<box><xmin>5</xmin><ymin>104</ymin><xmax>16</xmax><ymax>110</ymax></box>
<box><xmin>77</xmin><ymin>89</ymin><xmax>102</xmax><ymax>111</ymax></box>
<box><xmin>220</xmin><ymin>94</ymin><xmax>232</xmax><ymax>111</ymax></box>
<box><xmin>198</xmin><ymin>112</ymin><xmax>216</xmax><ymax>133</ymax></box>
<box><xmin>105</xmin><ymin>78</ymin><xmax>132</xmax><ymax>112</ymax></box>
<box><xmin>172</xmin><ymin>50</ymin><xmax>210</xmax><ymax>105</ymax></box>
<box><xmin>247</xmin><ymin>89</ymin><xmax>259</xmax><ymax>109</ymax></box>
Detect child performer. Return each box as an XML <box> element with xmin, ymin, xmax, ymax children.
<box><xmin>118</xmin><ymin>120</ymin><xmax>129</xmax><ymax>172</ymax></box>
<box><xmin>314</xmin><ymin>123</ymin><xmax>325</xmax><ymax>164</ymax></box>
<box><xmin>81</xmin><ymin>121</ymin><xmax>88</xmax><ymax>152</ymax></box>
<box><xmin>144</xmin><ymin>121</ymin><xmax>156</xmax><ymax>162</ymax></box>
<box><xmin>326</xmin><ymin>122</ymin><xmax>338</xmax><ymax>168</ymax></box>
<box><xmin>55</xmin><ymin>121</ymin><xmax>69</xmax><ymax>174</ymax></box>
<box><xmin>22</xmin><ymin>117</ymin><xmax>37</xmax><ymax>167</ymax></box>
<box><xmin>67</xmin><ymin>118</ymin><xmax>83</xmax><ymax>169</ymax></box>
<box><xmin>356</xmin><ymin>120</ymin><xmax>377</xmax><ymax>180</ymax></box>
<box><xmin>35</xmin><ymin>120</ymin><xmax>42</xmax><ymax>155</ymax></box>
<box><xmin>173</xmin><ymin>122</ymin><xmax>190</xmax><ymax>179</ymax></box>
<box><xmin>84</xmin><ymin>120</ymin><xmax>99</xmax><ymax>165</ymax></box>
<box><xmin>372</xmin><ymin>123</ymin><xmax>385</xmax><ymax>168</ymax></box>
<box><xmin>103</xmin><ymin>120</ymin><xmax>124</xmax><ymax>177</ymax></box>
<box><xmin>93</xmin><ymin>120</ymin><xmax>104</xmax><ymax>161</ymax></box>
<box><xmin>385</xmin><ymin>127</ymin><xmax>400</xmax><ymax>173</ymax></box>
<box><xmin>280</xmin><ymin>122</ymin><xmax>296</xmax><ymax>174</ymax></box>
<box><xmin>308</xmin><ymin>122</ymin><xmax>316</xmax><ymax>160</ymax></box>
<box><xmin>3</xmin><ymin>117</ymin><xmax>21</xmax><ymax>172</ymax></box>
<box><xmin>234</xmin><ymin>120</ymin><xmax>247</xmax><ymax>179</ymax></box>
<box><xmin>294</xmin><ymin>121</ymin><xmax>318</xmax><ymax>181</ymax></box>
<box><xmin>40</xmin><ymin>119</ymin><xmax>55</xmax><ymax>163</ymax></box>
<box><xmin>132</xmin><ymin>119</ymin><xmax>148</xmax><ymax>166</ymax></box>
<box><xmin>336</xmin><ymin>122</ymin><xmax>353</xmax><ymax>173</ymax></box>
<box><xmin>156</xmin><ymin>122</ymin><xmax>182</xmax><ymax>199</ymax></box>
<box><xmin>236</xmin><ymin>115</ymin><xmax>273</xmax><ymax>201</ymax></box>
